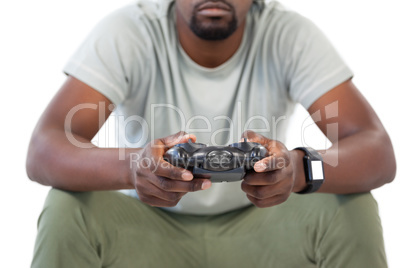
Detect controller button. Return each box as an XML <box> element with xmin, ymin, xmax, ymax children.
<box><xmin>207</xmin><ymin>150</ymin><xmax>233</xmax><ymax>165</ymax></box>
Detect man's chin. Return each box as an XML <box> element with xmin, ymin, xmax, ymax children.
<box><xmin>194</xmin><ymin>30</ymin><xmax>233</xmax><ymax>40</ymax></box>
<box><xmin>190</xmin><ymin>18</ymin><xmax>238</xmax><ymax>40</ymax></box>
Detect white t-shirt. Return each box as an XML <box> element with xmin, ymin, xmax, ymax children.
<box><xmin>64</xmin><ymin>0</ymin><xmax>353</xmax><ymax>215</ymax></box>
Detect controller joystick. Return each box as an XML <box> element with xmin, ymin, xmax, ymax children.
<box><xmin>229</xmin><ymin>138</ymin><xmax>260</xmax><ymax>152</ymax></box>
<box><xmin>175</xmin><ymin>140</ymin><xmax>207</xmax><ymax>153</ymax></box>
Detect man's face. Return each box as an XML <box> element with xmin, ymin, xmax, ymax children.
<box><xmin>175</xmin><ymin>0</ymin><xmax>253</xmax><ymax>40</ymax></box>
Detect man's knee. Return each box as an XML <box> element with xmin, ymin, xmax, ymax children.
<box><xmin>32</xmin><ymin>189</ymin><xmax>104</xmax><ymax>268</ymax></box>
<box><xmin>37</xmin><ymin>189</ymin><xmax>96</xmax><ymax>240</ymax></box>
<box><xmin>316</xmin><ymin>193</ymin><xmax>387</xmax><ymax>267</ymax></box>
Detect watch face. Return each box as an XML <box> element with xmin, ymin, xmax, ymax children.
<box><xmin>311</xmin><ymin>160</ymin><xmax>324</xmax><ymax>180</ymax></box>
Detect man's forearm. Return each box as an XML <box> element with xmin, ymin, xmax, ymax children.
<box><xmin>292</xmin><ymin>129</ymin><xmax>396</xmax><ymax>194</ymax></box>
<box><xmin>26</xmin><ymin>128</ymin><xmax>136</xmax><ymax>191</ymax></box>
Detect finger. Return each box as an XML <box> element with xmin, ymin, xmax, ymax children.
<box><xmin>241</xmin><ymin>131</ymin><xmax>287</xmax><ymax>172</ymax></box>
<box><xmin>160</xmin><ymin>131</ymin><xmax>197</xmax><ymax>148</ymax></box>
<box><xmin>136</xmin><ymin>180</ymin><xmax>187</xmax><ymax>202</ymax></box>
<box><xmin>246</xmin><ymin>193</ymin><xmax>289</xmax><ymax>208</ymax></box>
<box><xmin>241</xmin><ymin>130</ymin><xmax>270</xmax><ymax>145</ymax></box>
<box><xmin>253</xmin><ymin>154</ymin><xmax>290</xmax><ymax>172</ymax></box>
<box><xmin>241</xmin><ymin>180</ymin><xmax>284</xmax><ymax>200</ymax></box>
<box><xmin>243</xmin><ymin>170</ymin><xmax>282</xmax><ymax>186</ymax></box>
<box><xmin>136</xmin><ymin>178</ymin><xmax>184</xmax><ymax>207</ymax></box>
<box><xmin>152</xmin><ymin>158</ymin><xmax>194</xmax><ymax>181</ymax></box>
<box><xmin>149</xmin><ymin>175</ymin><xmax>212</xmax><ymax>192</ymax></box>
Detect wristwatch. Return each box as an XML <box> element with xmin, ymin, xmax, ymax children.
<box><xmin>294</xmin><ymin>147</ymin><xmax>325</xmax><ymax>194</ymax></box>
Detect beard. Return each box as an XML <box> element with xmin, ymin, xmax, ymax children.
<box><xmin>189</xmin><ymin>1</ymin><xmax>238</xmax><ymax>40</ymax></box>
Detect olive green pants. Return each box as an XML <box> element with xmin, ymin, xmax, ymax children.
<box><xmin>31</xmin><ymin>189</ymin><xmax>387</xmax><ymax>268</ymax></box>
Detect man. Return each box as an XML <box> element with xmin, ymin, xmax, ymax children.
<box><xmin>27</xmin><ymin>0</ymin><xmax>396</xmax><ymax>267</ymax></box>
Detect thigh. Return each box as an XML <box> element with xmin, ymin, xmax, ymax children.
<box><xmin>201</xmin><ymin>192</ymin><xmax>386</xmax><ymax>268</ymax></box>
<box><xmin>34</xmin><ymin>190</ymin><xmax>386</xmax><ymax>268</ymax></box>
<box><xmin>314</xmin><ymin>193</ymin><xmax>387</xmax><ymax>268</ymax></box>
<box><xmin>33</xmin><ymin>189</ymin><xmax>208</xmax><ymax>268</ymax></box>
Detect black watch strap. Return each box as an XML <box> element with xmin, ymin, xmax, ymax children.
<box><xmin>294</xmin><ymin>147</ymin><xmax>325</xmax><ymax>194</ymax></box>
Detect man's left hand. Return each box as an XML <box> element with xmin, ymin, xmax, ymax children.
<box><xmin>241</xmin><ymin>130</ymin><xmax>297</xmax><ymax>208</ymax></box>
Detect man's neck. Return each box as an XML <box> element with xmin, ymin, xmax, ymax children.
<box><xmin>176</xmin><ymin>11</ymin><xmax>247</xmax><ymax>68</ymax></box>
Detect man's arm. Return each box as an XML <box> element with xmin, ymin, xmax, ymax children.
<box><xmin>299</xmin><ymin>79</ymin><xmax>396</xmax><ymax>193</ymax></box>
<box><xmin>26</xmin><ymin>76</ymin><xmax>211</xmax><ymax>206</ymax></box>
<box><xmin>26</xmin><ymin>76</ymin><xmax>132</xmax><ymax>191</ymax></box>
<box><xmin>241</xmin><ymin>79</ymin><xmax>396</xmax><ymax>208</ymax></box>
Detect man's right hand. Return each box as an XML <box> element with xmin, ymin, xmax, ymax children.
<box><xmin>131</xmin><ymin>131</ymin><xmax>212</xmax><ymax>207</ymax></box>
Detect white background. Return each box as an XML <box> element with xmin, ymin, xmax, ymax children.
<box><xmin>1</xmin><ymin>0</ymin><xmax>401</xmax><ymax>267</ymax></box>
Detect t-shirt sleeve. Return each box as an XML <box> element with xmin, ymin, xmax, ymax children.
<box><xmin>281</xmin><ymin>13</ymin><xmax>354</xmax><ymax>109</ymax></box>
<box><xmin>63</xmin><ymin>7</ymin><xmax>146</xmax><ymax>105</ymax></box>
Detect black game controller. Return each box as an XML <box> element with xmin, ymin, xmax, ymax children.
<box><xmin>163</xmin><ymin>139</ymin><xmax>268</xmax><ymax>183</ymax></box>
